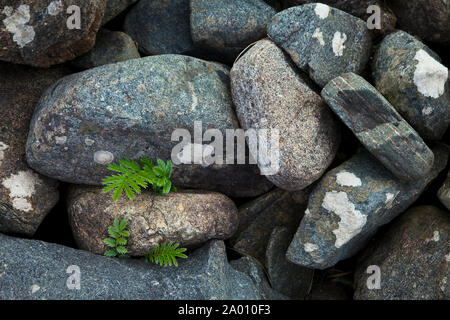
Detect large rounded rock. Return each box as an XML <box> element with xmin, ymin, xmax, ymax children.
<box><xmin>286</xmin><ymin>144</ymin><xmax>449</xmax><ymax>269</ymax></box>
<box><xmin>0</xmin><ymin>63</ymin><xmax>68</xmax><ymax>236</ymax></box>
<box><xmin>354</xmin><ymin>206</ymin><xmax>450</xmax><ymax>300</ymax></box>
<box><xmin>231</xmin><ymin>39</ymin><xmax>340</xmax><ymax>191</ymax></box>
<box><xmin>124</xmin><ymin>0</ymin><xmax>194</xmax><ymax>55</ymax></box>
<box><xmin>372</xmin><ymin>30</ymin><xmax>449</xmax><ymax>140</ymax></box>
<box><xmin>68</xmin><ymin>186</ymin><xmax>238</xmax><ymax>256</ymax></box>
<box><xmin>267</xmin><ymin>3</ymin><xmax>372</xmax><ymax>87</ymax></box>
<box><xmin>26</xmin><ymin>55</ymin><xmax>272</xmax><ymax>198</ymax></box>
<box><xmin>0</xmin><ymin>0</ymin><xmax>106</xmax><ymax>67</ymax></box>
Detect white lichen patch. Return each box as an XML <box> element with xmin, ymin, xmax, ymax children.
<box><xmin>1</xmin><ymin>170</ymin><xmax>40</xmax><ymax>212</ymax></box>
<box><xmin>84</xmin><ymin>137</ymin><xmax>95</xmax><ymax>146</ymax></box>
<box><xmin>445</xmin><ymin>252</ymin><xmax>450</xmax><ymax>262</ymax></box>
<box><xmin>432</xmin><ymin>230</ymin><xmax>440</xmax><ymax>242</ymax></box>
<box><xmin>336</xmin><ymin>171</ymin><xmax>362</xmax><ymax>187</ymax></box>
<box><xmin>314</xmin><ymin>3</ymin><xmax>330</xmax><ymax>19</ymax></box>
<box><xmin>304</xmin><ymin>243</ymin><xmax>318</xmax><ymax>253</ymax></box>
<box><xmin>47</xmin><ymin>0</ymin><xmax>63</xmax><ymax>16</ymax></box>
<box><xmin>12</xmin><ymin>197</ymin><xmax>32</xmax><ymax>212</ymax></box>
<box><xmin>94</xmin><ymin>151</ymin><xmax>114</xmax><ymax>165</ymax></box>
<box><xmin>332</xmin><ymin>32</ymin><xmax>347</xmax><ymax>57</ymax></box>
<box><xmin>0</xmin><ymin>142</ymin><xmax>9</xmax><ymax>166</ymax></box>
<box><xmin>312</xmin><ymin>28</ymin><xmax>325</xmax><ymax>46</ymax></box>
<box><xmin>2</xmin><ymin>5</ymin><xmax>35</xmax><ymax>48</ymax></box>
<box><xmin>422</xmin><ymin>107</ymin><xmax>433</xmax><ymax>116</ymax></box>
<box><xmin>30</xmin><ymin>284</ymin><xmax>40</xmax><ymax>294</ymax></box>
<box><xmin>55</xmin><ymin>136</ymin><xmax>67</xmax><ymax>145</ymax></box>
<box><xmin>413</xmin><ymin>49</ymin><xmax>448</xmax><ymax>99</ymax></box>
<box><xmin>322</xmin><ymin>191</ymin><xmax>367</xmax><ymax>248</ymax></box>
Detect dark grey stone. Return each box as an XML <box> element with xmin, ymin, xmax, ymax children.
<box><xmin>102</xmin><ymin>0</ymin><xmax>139</xmax><ymax>25</ymax></box>
<box><xmin>0</xmin><ymin>236</ymin><xmax>263</xmax><ymax>300</ymax></box>
<box><xmin>124</xmin><ymin>0</ymin><xmax>194</xmax><ymax>55</ymax></box>
<box><xmin>25</xmin><ymin>55</ymin><xmax>272</xmax><ymax>198</ymax></box>
<box><xmin>372</xmin><ymin>30</ymin><xmax>449</xmax><ymax>140</ymax></box>
<box><xmin>286</xmin><ymin>144</ymin><xmax>450</xmax><ymax>270</ymax></box>
<box><xmin>321</xmin><ymin>72</ymin><xmax>434</xmax><ymax>182</ymax></box>
<box><xmin>267</xmin><ymin>3</ymin><xmax>372</xmax><ymax>87</ymax></box>
<box><xmin>437</xmin><ymin>170</ymin><xmax>450</xmax><ymax>210</ymax></box>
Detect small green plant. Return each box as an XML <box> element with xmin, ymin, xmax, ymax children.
<box><xmin>145</xmin><ymin>242</ymin><xmax>188</xmax><ymax>267</ymax></box>
<box><xmin>104</xmin><ymin>218</ymin><xmax>130</xmax><ymax>258</ymax></box>
<box><xmin>102</xmin><ymin>157</ymin><xmax>177</xmax><ymax>202</ymax></box>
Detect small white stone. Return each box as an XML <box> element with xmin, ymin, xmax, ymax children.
<box><xmin>312</xmin><ymin>28</ymin><xmax>325</xmax><ymax>46</ymax></box>
<box><xmin>314</xmin><ymin>3</ymin><xmax>330</xmax><ymax>19</ymax></box>
<box><xmin>336</xmin><ymin>171</ymin><xmax>362</xmax><ymax>187</ymax></box>
<box><xmin>332</xmin><ymin>31</ymin><xmax>347</xmax><ymax>57</ymax></box>
<box><xmin>304</xmin><ymin>243</ymin><xmax>318</xmax><ymax>253</ymax></box>
<box><xmin>413</xmin><ymin>49</ymin><xmax>448</xmax><ymax>99</ymax></box>
<box><xmin>94</xmin><ymin>151</ymin><xmax>114</xmax><ymax>165</ymax></box>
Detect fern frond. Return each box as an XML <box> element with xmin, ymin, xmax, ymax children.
<box><xmin>144</xmin><ymin>242</ymin><xmax>187</xmax><ymax>267</ymax></box>
<box><xmin>103</xmin><ymin>218</ymin><xmax>131</xmax><ymax>258</ymax></box>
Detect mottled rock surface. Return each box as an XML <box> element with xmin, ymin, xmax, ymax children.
<box><xmin>0</xmin><ymin>236</ymin><xmax>263</xmax><ymax>300</ymax></box>
<box><xmin>0</xmin><ymin>0</ymin><xmax>106</xmax><ymax>67</ymax></box>
<box><xmin>438</xmin><ymin>170</ymin><xmax>450</xmax><ymax>210</ymax></box>
<box><xmin>372</xmin><ymin>30</ymin><xmax>449</xmax><ymax>140</ymax></box>
<box><xmin>72</xmin><ymin>29</ymin><xmax>140</xmax><ymax>70</ymax></box>
<box><xmin>68</xmin><ymin>186</ymin><xmax>238</xmax><ymax>256</ymax></box>
<box><xmin>267</xmin><ymin>3</ymin><xmax>372</xmax><ymax>87</ymax></box>
<box><xmin>286</xmin><ymin>145</ymin><xmax>450</xmax><ymax>269</ymax></box>
<box><xmin>231</xmin><ymin>39</ymin><xmax>340</xmax><ymax>190</ymax></box>
<box><xmin>388</xmin><ymin>0</ymin><xmax>450</xmax><ymax>43</ymax></box>
<box><xmin>0</xmin><ymin>63</ymin><xmax>67</xmax><ymax>236</ymax></box>
<box><xmin>231</xmin><ymin>188</ymin><xmax>309</xmax><ymax>263</ymax></box>
<box><xmin>102</xmin><ymin>0</ymin><xmax>138</xmax><ymax>25</ymax></box>
<box><xmin>322</xmin><ymin>72</ymin><xmax>434</xmax><ymax>182</ymax></box>
<box><xmin>124</xmin><ymin>0</ymin><xmax>193</xmax><ymax>55</ymax></box>
<box><xmin>265</xmin><ymin>227</ymin><xmax>314</xmax><ymax>299</ymax></box>
<box><xmin>190</xmin><ymin>0</ymin><xmax>276</xmax><ymax>61</ymax></box>
<box><xmin>26</xmin><ymin>55</ymin><xmax>272</xmax><ymax>198</ymax></box>
<box><xmin>354</xmin><ymin>206</ymin><xmax>450</xmax><ymax>300</ymax></box>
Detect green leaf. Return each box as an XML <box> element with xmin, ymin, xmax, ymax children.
<box><xmin>119</xmin><ymin>230</ymin><xmax>130</xmax><ymax>237</ymax></box>
<box><xmin>116</xmin><ymin>237</ymin><xmax>127</xmax><ymax>245</ymax></box>
<box><xmin>113</xmin><ymin>218</ymin><xmax>120</xmax><ymax>232</ymax></box>
<box><xmin>119</xmin><ymin>218</ymin><xmax>128</xmax><ymax>231</ymax></box>
<box><xmin>152</xmin><ymin>166</ymin><xmax>165</xmax><ymax>177</ymax></box>
<box><xmin>166</xmin><ymin>160</ymin><xmax>173</xmax><ymax>176</ymax></box>
<box><xmin>103</xmin><ymin>238</ymin><xmax>116</xmax><ymax>247</ymax></box>
<box><xmin>108</xmin><ymin>226</ymin><xmax>118</xmax><ymax>239</ymax></box>
<box><xmin>163</xmin><ymin>181</ymin><xmax>171</xmax><ymax>194</ymax></box>
<box><xmin>104</xmin><ymin>250</ymin><xmax>117</xmax><ymax>257</ymax></box>
<box><xmin>116</xmin><ymin>246</ymin><xmax>127</xmax><ymax>254</ymax></box>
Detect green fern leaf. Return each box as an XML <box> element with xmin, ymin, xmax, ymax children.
<box><xmin>104</xmin><ymin>250</ymin><xmax>117</xmax><ymax>257</ymax></box>
<box><xmin>103</xmin><ymin>238</ymin><xmax>116</xmax><ymax>247</ymax></box>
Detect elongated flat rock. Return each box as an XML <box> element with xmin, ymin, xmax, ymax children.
<box><xmin>67</xmin><ymin>186</ymin><xmax>238</xmax><ymax>256</ymax></box>
<box><xmin>267</xmin><ymin>3</ymin><xmax>372</xmax><ymax>87</ymax></box>
<box><xmin>321</xmin><ymin>72</ymin><xmax>434</xmax><ymax>182</ymax></box>
<box><xmin>286</xmin><ymin>144</ymin><xmax>449</xmax><ymax>270</ymax></box>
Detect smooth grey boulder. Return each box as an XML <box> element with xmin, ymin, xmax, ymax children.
<box><xmin>0</xmin><ymin>235</ymin><xmax>263</xmax><ymax>300</ymax></box>
<box><xmin>26</xmin><ymin>55</ymin><xmax>272</xmax><ymax>198</ymax></box>
<box><xmin>372</xmin><ymin>30</ymin><xmax>449</xmax><ymax>140</ymax></box>
<box><xmin>286</xmin><ymin>144</ymin><xmax>450</xmax><ymax>270</ymax></box>
<box><xmin>124</xmin><ymin>0</ymin><xmax>194</xmax><ymax>55</ymax></box>
<box><xmin>267</xmin><ymin>3</ymin><xmax>372</xmax><ymax>87</ymax></box>
<box><xmin>231</xmin><ymin>39</ymin><xmax>340</xmax><ymax>191</ymax></box>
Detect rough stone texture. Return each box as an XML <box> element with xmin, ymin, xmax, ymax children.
<box><xmin>438</xmin><ymin>170</ymin><xmax>450</xmax><ymax>210</ymax></box>
<box><xmin>190</xmin><ymin>0</ymin><xmax>276</xmax><ymax>61</ymax></box>
<box><xmin>0</xmin><ymin>63</ymin><xmax>67</xmax><ymax>236</ymax></box>
<box><xmin>372</xmin><ymin>30</ymin><xmax>449</xmax><ymax>141</ymax></box>
<box><xmin>267</xmin><ymin>3</ymin><xmax>372</xmax><ymax>87</ymax></box>
<box><xmin>0</xmin><ymin>236</ymin><xmax>263</xmax><ymax>300</ymax></box>
<box><xmin>354</xmin><ymin>206</ymin><xmax>450</xmax><ymax>300</ymax></box>
<box><xmin>286</xmin><ymin>144</ymin><xmax>450</xmax><ymax>270</ymax></box>
<box><xmin>230</xmin><ymin>187</ymin><xmax>309</xmax><ymax>264</ymax></box>
<box><xmin>102</xmin><ymin>0</ymin><xmax>138</xmax><ymax>25</ymax></box>
<box><xmin>0</xmin><ymin>0</ymin><xmax>106</xmax><ymax>67</ymax></box>
<box><xmin>72</xmin><ymin>29</ymin><xmax>140</xmax><ymax>70</ymax></box>
<box><xmin>265</xmin><ymin>227</ymin><xmax>314</xmax><ymax>299</ymax></box>
<box><xmin>68</xmin><ymin>186</ymin><xmax>238</xmax><ymax>256</ymax></box>
<box><xmin>124</xmin><ymin>0</ymin><xmax>193</xmax><ymax>55</ymax></box>
<box><xmin>282</xmin><ymin>0</ymin><xmax>397</xmax><ymax>37</ymax></box>
<box><xmin>230</xmin><ymin>256</ymin><xmax>288</xmax><ymax>300</ymax></box>
<box><xmin>388</xmin><ymin>0</ymin><xmax>450</xmax><ymax>43</ymax></box>
<box><xmin>26</xmin><ymin>55</ymin><xmax>273</xmax><ymax>198</ymax></box>
<box><xmin>322</xmin><ymin>72</ymin><xmax>434</xmax><ymax>182</ymax></box>
<box><xmin>231</xmin><ymin>39</ymin><xmax>340</xmax><ymax>191</ymax></box>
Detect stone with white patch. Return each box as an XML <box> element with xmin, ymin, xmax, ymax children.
<box><xmin>2</xmin><ymin>4</ymin><xmax>35</xmax><ymax>48</ymax></box>
<box><xmin>312</xmin><ymin>28</ymin><xmax>325</xmax><ymax>46</ymax></box>
<box><xmin>93</xmin><ymin>150</ymin><xmax>114</xmax><ymax>165</ymax></box>
<box><xmin>314</xmin><ymin>3</ymin><xmax>329</xmax><ymax>19</ymax></box>
<box><xmin>332</xmin><ymin>32</ymin><xmax>346</xmax><ymax>57</ymax></box>
<box><xmin>336</xmin><ymin>171</ymin><xmax>362</xmax><ymax>187</ymax></box>
<box><xmin>413</xmin><ymin>49</ymin><xmax>448</xmax><ymax>99</ymax></box>
<box><xmin>47</xmin><ymin>0</ymin><xmax>63</xmax><ymax>16</ymax></box>
<box><xmin>304</xmin><ymin>243</ymin><xmax>318</xmax><ymax>253</ymax></box>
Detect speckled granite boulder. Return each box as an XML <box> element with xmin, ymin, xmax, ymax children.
<box><xmin>388</xmin><ymin>0</ymin><xmax>450</xmax><ymax>43</ymax></box>
<box><xmin>231</xmin><ymin>39</ymin><xmax>340</xmax><ymax>190</ymax></box>
<box><xmin>322</xmin><ymin>72</ymin><xmax>434</xmax><ymax>182</ymax></box>
<box><xmin>286</xmin><ymin>144</ymin><xmax>450</xmax><ymax>269</ymax></box>
<box><xmin>190</xmin><ymin>0</ymin><xmax>276</xmax><ymax>61</ymax></box>
<box><xmin>354</xmin><ymin>206</ymin><xmax>450</xmax><ymax>300</ymax></box>
<box><xmin>72</xmin><ymin>29</ymin><xmax>140</xmax><ymax>70</ymax></box>
<box><xmin>438</xmin><ymin>170</ymin><xmax>450</xmax><ymax>210</ymax></box>
<box><xmin>0</xmin><ymin>63</ymin><xmax>68</xmax><ymax>236</ymax></box>
<box><xmin>282</xmin><ymin>0</ymin><xmax>397</xmax><ymax>37</ymax></box>
<box><xmin>67</xmin><ymin>186</ymin><xmax>238</xmax><ymax>256</ymax></box>
<box><xmin>0</xmin><ymin>0</ymin><xmax>106</xmax><ymax>67</ymax></box>
<box><xmin>267</xmin><ymin>3</ymin><xmax>372</xmax><ymax>87</ymax></box>
<box><xmin>0</xmin><ymin>236</ymin><xmax>263</xmax><ymax>300</ymax></box>
<box><xmin>124</xmin><ymin>0</ymin><xmax>193</xmax><ymax>55</ymax></box>
<box><xmin>265</xmin><ymin>227</ymin><xmax>314</xmax><ymax>299</ymax></box>
<box><xmin>102</xmin><ymin>0</ymin><xmax>138</xmax><ymax>25</ymax></box>
<box><xmin>26</xmin><ymin>55</ymin><xmax>272</xmax><ymax>198</ymax></box>
<box><xmin>372</xmin><ymin>30</ymin><xmax>449</xmax><ymax>140</ymax></box>
<box><xmin>231</xmin><ymin>188</ymin><xmax>309</xmax><ymax>264</ymax></box>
